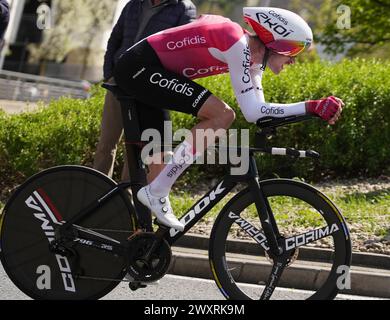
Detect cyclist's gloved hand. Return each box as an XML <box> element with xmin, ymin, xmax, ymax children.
<box><xmin>306</xmin><ymin>96</ymin><xmax>344</xmax><ymax>125</ymax></box>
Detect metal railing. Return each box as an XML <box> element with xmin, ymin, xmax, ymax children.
<box><xmin>0</xmin><ymin>70</ymin><xmax>91</xmax><ymax>102</ymax></box>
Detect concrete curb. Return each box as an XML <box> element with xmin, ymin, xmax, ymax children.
<box><xmin>168</xmin><ymin>234</ymin><xmax>390</xmax><ymax>299</ymax></box>
<box><xmin>174</xmin><ymin>233</ymin><xmax>390</xmax><ymax>269</ymax></box>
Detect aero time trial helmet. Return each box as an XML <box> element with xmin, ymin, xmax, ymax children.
<box><xmin>243</xmin><ymin>7</ymin><xmax>313</xmax><ymax>57</ymax></box>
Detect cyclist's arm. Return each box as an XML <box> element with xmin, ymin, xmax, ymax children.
<box><xmin>249</xmin><ymin>67</ymin><xmax>265</xmax><ymax>102</ymax></box>
<box><xmin>224</xmin><ymin>36</ymin><xmax>306</xmax><ymax>123</ymax></box>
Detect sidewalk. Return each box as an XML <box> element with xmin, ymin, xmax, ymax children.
<box><xmin>169</xmin><ymin>233</ymin><xmax>390</xmax><ymax>298</ymax></box>
<box><xmin>0</xmin><ymin>99</ymin><xmax>39</xmax><ymax>114</ymax></box>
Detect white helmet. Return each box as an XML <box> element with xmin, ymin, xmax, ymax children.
<box><xmin>243</xmin><ymin>7</ymin><xmax>313</xmax><ymax>57</ymax></box>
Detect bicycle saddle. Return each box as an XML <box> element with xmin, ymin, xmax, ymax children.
<box><xmin>102</xmin><ymin>82</ymin><xmax>134</xmax><ymax>100</ymax></box>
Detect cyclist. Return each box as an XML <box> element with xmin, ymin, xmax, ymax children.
<box><xmin>113</xmin><ymin>7</ymin><xmax>344</xmax><ymax>231</ymax></box>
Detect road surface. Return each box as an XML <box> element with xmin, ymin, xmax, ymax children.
<box><xmin>0</xmin><ymin>265</ymin><xmax>384</xmax><ymax>300</ymax></box>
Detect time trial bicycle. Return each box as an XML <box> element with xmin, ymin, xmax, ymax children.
<box><xmin>0</xmin><ymin>83</ymin><xmax>352</xmax><ymax>300</ymax></box>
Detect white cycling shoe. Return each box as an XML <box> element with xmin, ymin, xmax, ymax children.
<box><xmin>137</xmin><ymin>186</ymin><xmax>184</xmax><ymax>231</ymax></box>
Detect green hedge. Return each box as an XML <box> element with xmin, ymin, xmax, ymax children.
<box><xmin>0</xmin><ymin>58</ymin><xmax>389</xmax><ymax>193</ymax></box>
<box><xmin>195</xmin><ymin>58</ymin><xmax>390</xmax><ymax>180</ymax></box>
<box><xmin>0</xmin><ymin>86</ymin><xmax>104</xmax><ymax>186</ymax></box>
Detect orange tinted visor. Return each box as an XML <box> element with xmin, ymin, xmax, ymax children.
<box><xmin>266</xmin><ymin>40</ymin><xmax>311</xmax><ymax>57</ymax></box>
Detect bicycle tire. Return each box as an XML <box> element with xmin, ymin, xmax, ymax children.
<box><xmin>0</xmin><ymin>165</ymin><xmax>135</xmax><ymax>300</ymax></box>
<box><xmin>209</xmin><ymin>179</ymin><xmax>352</xmax><ymax>300</ymax></box>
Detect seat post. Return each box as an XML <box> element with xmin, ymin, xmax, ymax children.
<box><xmin>118</xmin><ymin>96</ymin><xmax>153</xmax><ymax>231</ymax></box>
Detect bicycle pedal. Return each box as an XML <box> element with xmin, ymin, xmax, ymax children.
<box><xmin>125</xmin><ymin>273</ymin><xmax>160</xmax><ymax>286</ymax></box>
<box><xmin>153</xmin><ymin>219</ymin><xmax>170</xmax><ymax>231</ymax></box>
<box><xmin>128</xmin><ymin>279</ymin><xmax>160</xmax><ymax>291</ymax></box>
<box><xmin>142</xmin><ymin>279</ymin><xmax>160</xmax><ymax>286</ymax></box>
<box><xmin>153</xmin><ymin>218</ymin><xmax>162</xmax><ymax>227</ymax></box>
<box><xmin>128</xmin><ymin>281</ymin><xmax>147</xmax><ymax>291</ymax></box>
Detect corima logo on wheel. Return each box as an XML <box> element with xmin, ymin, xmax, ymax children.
<box><xmin>284</xmin><ymin>224</ymin><xmax>340</xmax><ymax>251</ymax></box>
<box><xmin>25</xmin><ymin>189</ymin><xmax>76</xmax><ymax>293</ymax></box>
<box><xmin>228</xmin><ymin>212</ymin><xmax>270</xmax><ymax>251</ymax></box>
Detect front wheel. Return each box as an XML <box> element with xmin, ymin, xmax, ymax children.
<box><xmin>209</xmin><ymin>179</ymin><xmax>352</xmax><ymax>300</ymax></box>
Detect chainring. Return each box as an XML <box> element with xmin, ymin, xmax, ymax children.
<box><xmin>126</xmin><ymin>232</ymin><xmax>172</xmax><ymax>282</ymax></box>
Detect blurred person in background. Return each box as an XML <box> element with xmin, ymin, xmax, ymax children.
<box><xmin>0</xmin><ymin>0</ymin><xmax>9</xmax><ymax>51</ymax></box>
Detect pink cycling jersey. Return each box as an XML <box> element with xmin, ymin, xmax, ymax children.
<box><xmin>146</xmin><ymin>15</ymin><xmax>306</xmax><ymax>123</ymax></box>
<box><xmin>147</xmin><ymin>15</ymin><xmax>245</xmax><ymax>79</ymax></box>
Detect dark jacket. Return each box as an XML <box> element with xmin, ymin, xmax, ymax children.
<box><xmin>103</xmin><ymin>0</ymin><xmax>196</xmax><ymax>80</ymax></box>
<box><xmin>0</xmin><ymin>0</ymin><xmax>9</xmax><ymax>39</ymax></box>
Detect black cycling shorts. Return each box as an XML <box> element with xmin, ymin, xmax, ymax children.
<box><xmin>113</xmin><ymin>39</ymin><xmax>212</xmax><ymax>117</ymax></box>
<box><xmin>132</xmin><ymin>100</ymin><xmax>170</xmax><ymax>136</ymax></box>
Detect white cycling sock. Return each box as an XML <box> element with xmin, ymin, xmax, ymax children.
<box><xmin>149</xmin><ymin>140</ymin><xmax>198</xmax><ymax>197</ymax></box>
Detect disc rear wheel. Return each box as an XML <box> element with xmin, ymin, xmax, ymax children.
<box><xmin>0</xmin><ymin>166</ymin><xmax>135</xmax><ymax>300</ymax></box>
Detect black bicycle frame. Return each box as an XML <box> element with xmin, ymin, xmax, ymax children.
<box><xmin>58</xmin><ymin>148</ymin><xmax>283</xmax><ymax>257</ymax></box>
<box><xmin>163</xmin><ymin>152</ymin><xmax>282</xmax><ymax>255</ymax></box>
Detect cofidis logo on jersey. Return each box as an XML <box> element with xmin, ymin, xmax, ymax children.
<box><xmin>183</xmin><ymin>65</ymin><xmax>228</xmax><ymax>78</ymax></box>
<box><xmin>242</xmin><ymin>44</ymin><xmax>251</xmax><ymax>84</ymax></box>
<box><xmin>167</xmin><ymin>35</ymin><xmax>206</xmax><ymax>50</ymax></box>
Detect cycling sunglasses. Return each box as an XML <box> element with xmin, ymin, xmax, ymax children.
<box><xmin>267</xmin><ymin>40</ymin><xmax>311</xmax><ymax>57</ymax></box>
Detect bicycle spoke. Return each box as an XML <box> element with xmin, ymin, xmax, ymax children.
<box><xmin>260</xmin><ymin>260</ymin><xmax>288</xmax><ymax>300</ymax></box>
<box><xmin>229</xmin><ymin>212</ymin><xmax>270</xmax><ymax>252</ymax></box>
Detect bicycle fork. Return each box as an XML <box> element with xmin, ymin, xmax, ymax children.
<box><xmin>246</xmin><ymin>155</ymin><xmax>296</xmax><ymax>299</ymax></box>
<box><xmin>247</xmin><ymin>155</ymin><xmax>283</xmax><ymax>257</ymax></box>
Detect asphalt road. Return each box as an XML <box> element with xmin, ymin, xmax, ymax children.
<box><xmin>0</xmin><ymin>265</ymin><xmax>384</xmax><ymax>300</ymax></box>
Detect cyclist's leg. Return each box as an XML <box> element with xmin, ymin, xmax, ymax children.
<box><xmin>138</xmin><ymin>94</ymin><xmax>234</xmax><ymax>230</ymax></box>
<box><xmin>143</xmin><ymin>95</ymin><xmax>235</xmax><ymax>182</ymax></box>
<box><xmin>147</xmin><ymin>94</ymin><xmax>235</xmax><ymax>194</ymax></box>
<box><xmin>122</xmin><ymin>101</ymin><xmax>170</xmax><ymax>182</ymax></box>
<box><xmin>138</xmin><ymin>105</ymin><xmax>171</xmax><ymax>183</ymax></box>
<box><xmin>189</xmin><ymin>94</ymin><xmax>236</xmax><ymax>153</ymax></box>
<box><xmin>93</xmin><ymin>80</ymin><xmax>124</xmax><ymax>178</ymax></box>
<box><xmin>114</xmin><ymin>46</ymin><xmax>235</xmax><ymax>228</ymax></box>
